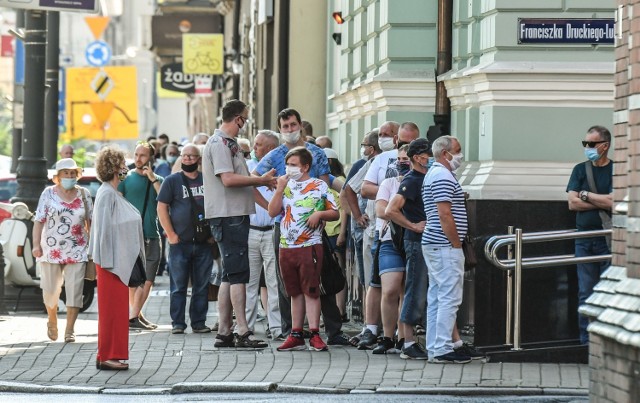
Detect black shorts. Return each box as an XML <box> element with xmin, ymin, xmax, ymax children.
<box><xmin>209</xmin><ymin>215</ymin><xmax>250</xmax><ymax>285</ymax></box>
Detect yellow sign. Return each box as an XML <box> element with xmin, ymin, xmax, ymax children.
<box><xmin>63</xmin><ymin>66</ymin><xmax>139</xmax><ymax>141</ymax></box>
<box><xmin>182</xmin><ymin>33</ymin><xmax>224</xmax><ymax>75</ymax></box>
<box><xmin>84</xmin><ymin>16</ymin><xmax>110</xmax><ymax>40</ymax></box>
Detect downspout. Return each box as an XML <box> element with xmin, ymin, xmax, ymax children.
<box><xmin>232</xmin><ymin>0</ymin><xmax>241</xmax><ymax>100</ymax></box>
<box><xmin>277</xmin><ymin>0</ymin><xmax>289</xmax><ymax>111</ymax></box>
<box><xmin>427</xmin><ymin>0</ymin><xmax>452</xmax><ymax>142</ymax></box>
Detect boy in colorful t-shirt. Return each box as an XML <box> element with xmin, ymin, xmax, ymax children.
<box><xmin>268</xmin><ymin>147</ymin><xmax>339</xmax><ymax>352</ymax></box>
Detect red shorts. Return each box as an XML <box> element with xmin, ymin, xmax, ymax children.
<box><xmin>278</xmin><ymin>244</ymin><xmax>323</xmax><ymax>298</ymax></box>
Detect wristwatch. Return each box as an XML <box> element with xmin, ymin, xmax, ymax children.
<box><xmin>579</xmin><ymin>190</ymin><xmax>589</xmax><ymax>202</ymax></box>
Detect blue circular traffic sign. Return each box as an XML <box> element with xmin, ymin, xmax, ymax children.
<box><xmin>85</xmin><ymin>40</ymin><xmax>111</xmax><ymax>67</ymax></box>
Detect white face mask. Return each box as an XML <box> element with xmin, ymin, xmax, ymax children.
<box><xmin>360</xmin><ymin>146</ymin><xmax>369</xmax><ymax>160</ymax></box>
<box><xmin>378</xmin><ymin>137</ymin><xmax>395</xmax><ymax>152</ymax></box>
<box><xmin>285</xmin><ymin>165</ymin><xmax>303</xmax><ymax>180</ymax></box>
<box><xmin>446</xmin><ymin>151</ymin><xmax>464</xmax><ymax>171</ymax></box>
<box><xmin>281</xmin><ymin>130</ymin><xmax>301</xmax><ymax>144</ymax></box>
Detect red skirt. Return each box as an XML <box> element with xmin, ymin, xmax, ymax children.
<box><xmin>96</xmin><ymin>264</ymin><xmax>129</xmax><ymax>361</ymax></box>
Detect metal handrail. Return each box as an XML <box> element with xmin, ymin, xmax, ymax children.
<box><xmin>485</xmin><ymin>229</ymin><xmax>612</xmax><ymax>271</ymax></box>
<box><xmin>484</xmin><ymin>227</ymin><xmax>612</xmax><ymax>350</ymax></box>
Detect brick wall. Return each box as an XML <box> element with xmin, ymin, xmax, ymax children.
<box><xmin>588</xmin><ymin>1</ymin><xmax>640</xmax><ymax>401</ymax></box>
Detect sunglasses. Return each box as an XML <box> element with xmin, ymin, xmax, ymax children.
<box><xmin>582</xmin><ymin>140</ymin><xmax>608</xmax><ymax>148</ymax></box>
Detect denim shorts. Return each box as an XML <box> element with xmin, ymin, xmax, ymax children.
<box><xmin>378</xmin><ymin>240</ymin><xmax>405</xmax><ymax>276</ymax></box>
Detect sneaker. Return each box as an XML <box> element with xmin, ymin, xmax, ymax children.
<box><xmin>272</xmin><ymin>333</ymin><xmax>286</xmax><ymax>341</ymax></box>
<box><xmin>372</xmin><ymin>337</ymin><xmax>395</xmax><ymax>355</ymax></box>
<box><xmin>433</xmin><ymin>351</ymin><xmax>472</xmax><ymax>364</ymax></box>
<box><xmin>214</xmin><ymin>333</ymin><xmax>235</xmax><ymax>348</ymax></box>
<box><xmin>138</xmin><ymin>313</ymin><xmax>158</xmax><ymax>329</ymax></box>
<box><xmin>277</xmin><ymin>335</ymin><xmax>306</xmax><ymax>351</ymax></box>
<box><xmin>129</xmin><ymin>317</ymin><xmax>153</xmax><ymax>330</ymax></box>
<box><xmin>348</xmin><ymin>334</ymin><xmax>361</xmax><ymax>347</ymax></box>
<box><xmin>327</xmin><ymin>332</ymin><xmax>351</xmax><ymax>346</ymax></box>
<box><xmin>234</xmin><ymin>331</ymin><xmax>268</xmax><ymax>348</ymax></box>
<box><xmin>302</xmin><ymin>329</ymin><xmax>313</xmax><ymax>339</ymax></box>
<box><xmin>357</xmin><ymin>329</ymin><xmax>377</xmax><ymax>350</ymax></box>
<box><xmin>415</xmin><ymin>324</ymin><xmax>425</xmax><ymax>335</ymax></box>
<box><xmin>265</xmin><ymin>328</ymin><xmax>272</xmax><ymax>339</ymax></box>
<box><xmin>171</xmin><ymin>326</ymin><xmax>185</xmax><ymax>335</ymax></box>
<box><xmin>309</xmin><ymin>334</ymin><xmax>328</xmax><ymax>351</ymax></box>
<box><xmin>400</xmin><ymin>342</ymin><xmax>429</xmax><ymax>360</ymax></box>
<box><xmin>454</xmin><ymin>342</ymin><xmax>485</xmax><ymax>360</ymax></box>
<box><xmin>192</xmin><ymin>326</ymin><xmax>212</xmax><ymax>334</ymax></box>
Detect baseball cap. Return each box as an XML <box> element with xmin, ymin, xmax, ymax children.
<box><xmin>323</xmin><ymin>148</ymin><xmax>339</xmax><ymax>160</ymax></box>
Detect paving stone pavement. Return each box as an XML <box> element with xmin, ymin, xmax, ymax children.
<box><xmin>0</xmin><ymin>275</ymin><xmax>589</xmax><ymax>394</ymax></box>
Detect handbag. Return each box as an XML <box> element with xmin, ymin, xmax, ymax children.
<box><xmin>584</xmin><ymin>161</ymin><xmax>612</xmax><ymax>250</ymax></box>
<box><xmin>78</xmin><ymin>187</ymin><xmax>96</xmax><ymax>281</ymax></box>
<box><xmin>314</xmin><ymin>231</ymin><xmax>346</xmax><ymax>296</ymax></box>
<box><xmin>128</xmin><ymin>255</ymin><xmax>147</xmax><ymax>288</ymax></box>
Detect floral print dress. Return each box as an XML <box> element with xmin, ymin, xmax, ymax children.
<box><xmin>34</xmin><ymin>186</ymin><xmax>92</xmax><ymax>264</ymax></box>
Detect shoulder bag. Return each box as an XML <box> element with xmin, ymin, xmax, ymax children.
<box><xmin>181</xmin><ymin>173</ymin><xmax>212</xmax><ymax>243</ymax></box>
<box><xmin>584</xmin><ymin>161</ymin><xmax>612</xmax><ymax>250</ymax></box>
<box><xmin>313</xmin><ymin>231</ymin><xmax>347</xmax><ymax>296</ymax></box>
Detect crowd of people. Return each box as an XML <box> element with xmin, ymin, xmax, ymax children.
<box><xmin>32</xmin><ymin>98</ymin><xmax>613</xmax><ymax>371</ymax></box>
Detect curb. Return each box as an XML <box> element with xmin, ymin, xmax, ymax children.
<box><xmin>0</xmin><ymin>381</ymin><xmax>589</xmax><ymax>396</ymax></box>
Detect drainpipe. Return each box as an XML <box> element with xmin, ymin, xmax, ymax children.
<box><xmin>231</xmin><ymin>0</ymin><xmax>241</xmax><ymax>100</ymax></box>
<box><xmin>277</xmin><ymin>0</ymin><xmax>289</xmax><ymax>112</ymax></box>
<box><xmin>427</xmin><ymin>0</ymin><xmax>452</xmax><ymax>142</ymax></box>
<box><xmin>44</xmin><ymin>11</ymin><xmax>60</xmax><ymax>166</ymax></box>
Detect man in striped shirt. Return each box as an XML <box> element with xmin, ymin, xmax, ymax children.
<box><xmin>421</xmin><ymin>136</ymin><xmax>471</xmax><ymax>364</ymax></box>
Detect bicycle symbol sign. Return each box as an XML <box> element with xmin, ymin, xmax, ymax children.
<box><xmin>182</xmin><ymin>33</ymin><xmax>224</xmax><ymax>75</ymax></box>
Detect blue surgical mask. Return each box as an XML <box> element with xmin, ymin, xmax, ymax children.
<box><xmin>61</xmin><ymin>178</ymin><xmax>77</xmax><ymax>190</ymax></box>
<box><xmin>167</xmin><ymin>155</ymin><xmax>178</xmax><ymax>164</ymax></box>
<box><xmin>584</xmin><ymin>147</ymin><xmax>601</xmax><ymax>162</ymax></box>
<box><xmin>427</xmin><ymin>157</ymin><xmax>435</xmax><ymax>170</ymax></box>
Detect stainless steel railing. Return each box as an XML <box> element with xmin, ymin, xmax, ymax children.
<box><xmin>484</xmin><ymin>227</ymin><xmax>612</xmax><ymax>350</ymax></box>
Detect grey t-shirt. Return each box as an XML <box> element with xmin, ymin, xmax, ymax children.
<box><xmin>202</xmin><ymin>129</ymin><xmax>256</xmax><ymax>218</ymax></box>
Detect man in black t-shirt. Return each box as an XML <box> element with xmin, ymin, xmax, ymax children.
<box><xmin>566</xmin><ymin>125</ymin><xmax>613</xmax><ymax>345</ymax></box>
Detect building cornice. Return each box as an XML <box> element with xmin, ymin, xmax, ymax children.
<box><xmin>458</xmin><ymin>160</ymin><xmax>575</xmax><ymax>201</ymax></box>
<box><xmin>440</xmin><ymin>61</ymin><xmax>614</xmax><ymax>109</ymax></box>
<box><xmin>328</xmin><ymin>71</ymin><xmax>436</xmax><ymax>126</ymax></box>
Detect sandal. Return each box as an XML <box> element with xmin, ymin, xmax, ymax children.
<box><xmin>47</xmin><ymin>322</ymin><xmax>58</xmax><ymax>341</ymax></box>
<box><xmin>64</xmin><ymin>333</ymin><xmax>76</xmax><ymax>343</ymax></box>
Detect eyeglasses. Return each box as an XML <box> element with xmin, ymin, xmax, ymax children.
<box><xmin>236</xmin><ymin>115</ymin><xmax>247</xmax><ymax>124</ymax></box>
<box><xmin>582</xmin><ymin>140</ymin><xmax>608</xmax><ymax>148</ymax></box>
<box><xmin>360</xmin><ymin>144</ymin><xmax>373</xmax><ymax>147</ymax></box>
<box><xmin>181</xmin><ymin>154</ymin><xmax>199</xmax><ymax>160</ymax></box>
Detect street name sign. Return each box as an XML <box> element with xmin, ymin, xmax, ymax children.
<box><xmin>518</xmin><ymin>18</ymin><xmax>615</xmax><ymax>45</ymax></box>
<box><xmin>0</xmin><ymin>0</ymin><xmax>99</xmax><ymax>13</ymax></box>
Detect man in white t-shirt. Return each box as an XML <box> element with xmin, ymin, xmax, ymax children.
<box><xmin>355</xmin><ymin>121</ymin><xmax>420</xmax><ymax>349</ymax></box>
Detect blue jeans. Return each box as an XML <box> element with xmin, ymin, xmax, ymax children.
<box><xmin>422</xmin><ymin>245</ymin><xmax>464</xmax><ymax>358</ymax></box>
<box><xmin>168</xmin><ymin>242</ymin><xmax>214</xmax><ymax>330</ymax></box>
<box><xmin>575</xmin><ymin>237</ymin><xmax>610</xmax><ymax>344</ymax></box>
<box><xmin>400</xmin><ymin>238</ymin><xmax>428</xmax><ymax>326</ymax></box>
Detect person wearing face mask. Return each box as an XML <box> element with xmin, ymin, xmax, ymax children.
<box><xmin>90</xmin><ymin>146</ymin><xmax>145</xmax><ymax>370</ymax></box>
<box><xmin>354</xmin><ymin>121</ymin><xmax>419</xmax><ymax>351</ymax></box>
<box><xmin>157</xmin><ymin>144</ymin><xmax>214</xmax><ymax>335</ymax></box>
<box><xmin>267</xmin><ymin>147</ymin><xmax>339</xmax><ymax>352</ymax></box>
<box><xmin>203</xmin><ymin>99</ymin><xmax>277</xmax><ymax>349</ymax></box>
<box><xmin>370</xmin><ymin>145</ymin><xmax>411</xmax><ymax>354</ymax></box>
<box><xmin>567</xmin><ymin>125</ymin><xmax>613</xmax><ymax>345</ymax></box>
<box><xmin>252</xmin><ymin>108</ymin><xmax>351</xmax><ymax>346</ymax></box>
<box><xmin>118</xmin><ymin>142</ymin><xmax>164</xmax><ymax>331</ymax></box>
<box><xmin>421</xmin><ymin>135</ymin><xmax>471</xmax><ymax>364</ymax></box>
<box><xmin>32</xmin><ymin>158</ymin><xmax>92</xmax><ymax>344</ymax></box>
<box><xmin>341</xmin><ymin>130</ymin><xmax>382</xmax><ymax>291</ymax></box>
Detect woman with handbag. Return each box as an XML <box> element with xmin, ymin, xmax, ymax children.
<box><xmin>90</xmin><ymin>146</ymin><xmax>145</xmax><ymax>371</ymax></box>
<box><xmin>32</xmin><ymin>158</ymin><xmax>93</xmax><ymax>343</ymax></box>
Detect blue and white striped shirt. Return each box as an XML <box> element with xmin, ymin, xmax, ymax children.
<box><xmin>421</xmin><ymin>162</ymin><xmax>468</xmax><ymax>246</ymax></box>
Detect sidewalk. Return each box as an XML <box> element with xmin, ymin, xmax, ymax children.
<box><xmin>0</xmin><ymin>275</ymin><xmax>589</xmax><ymax>396</ymax></box>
